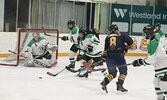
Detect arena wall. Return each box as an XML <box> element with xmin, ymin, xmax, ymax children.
<box><xmin>0</xmin><ymin>32</ymin><xmax>149</xmax><ymax>57</ymax></box>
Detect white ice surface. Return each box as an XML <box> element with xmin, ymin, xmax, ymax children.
<box><xmin>0</xmin><ymin>56</ymin><xmax>157</xmax><ymax>100</ymax></box>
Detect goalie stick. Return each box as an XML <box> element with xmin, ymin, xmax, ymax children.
<box><xmin>8</xmin><ymin>50</ymin><xmax>57</xmax><ymax>68</ymax></box>
<box><xmin>41</xmin><ymin>26</ymin><xmax>62</xmax><ymax>38</ymax></box>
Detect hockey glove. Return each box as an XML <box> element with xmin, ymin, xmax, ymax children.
<box><xmin>61</xmin><ymin>36</ymin><xmax>69</xmax><ymax>41</ymax></box>
<box><xmin>74</xmin><ymin>43</ymin><xmax>80</xmax><ymax>49</ymax></box>
<box><xmin>133</xmin><ymin>59</ymin><xmax>146</xmax><ymax>67</ymax></box>
<box><xmin>87</xmin><ymin>45</ymin><xmax>93</xmax><ymax>53</ymax></box>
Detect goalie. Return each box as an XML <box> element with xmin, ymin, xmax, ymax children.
<box><xmin>24</xmin><ymin>33</ymin><xmax>57</xmax><ymax>67</ymax></box>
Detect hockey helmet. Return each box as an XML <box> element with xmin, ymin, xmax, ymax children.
<box><xmin>67</xmin><ymin>19</ymin><xmax>75</xmax><ymax>26</ymax></box>
<box><xmin>143</xmin><ymin>25</ymin><xmax>155</xmax><ymax>39</ymax></box>
<box><xmin>155</xmin><ymin>23</ymin><xmax>161</xmax><ymax>28</ymax></box>
<box><xmin>67</xmin><ymin>19</ymin><xmax>75</xmax><ymax>30</ymax></box>
<box><xmin>79</xmin><ymin>28</ymin><xmax>87</xmax><ymax>39</ymax></box>
<box><xmin>108</xmin><ymin>24</ymin><xmax>119</xmax><ymax>34</ymax></box>
<box><xmin>154</xmin><ymin>23</ymin><xmax>161</xmax><ymax>32</ymax></box>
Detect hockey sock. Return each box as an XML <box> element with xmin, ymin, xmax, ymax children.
<box><xmin>69</xmin><ymin>58</ymin><xmax>75</xmax><ymax>64</ymax></box>
<box><xmin>104</xmin><ymin>74</ymin><xmax>114</xmax><ymax>85</ymax></box>
<box><xmin>118</xmin><ymin>74</ymin><xmax>127</xmax><ymax>85</ymax></box>
<box><xmin>153</xmin><ymin>76</ymin><xmax>164</xmax><ymax>99</ymax></box>
<box><xmin>159</xmin><ymin>81</ymin><xmax>167</xmax><ymax>98</ymax></box>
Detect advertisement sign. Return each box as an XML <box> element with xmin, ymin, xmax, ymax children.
<box><xmin>111</xmin><ymin>4</ymin><xmax>131</xmax><ymax>35</ymax></box>
<box><xmin>131</xmin><ymin>5</ymin><xmax>153</xmax><ymax>35</ymax></box>
<box><xmin>110</xmin><ymin>4</ymin><xmax>167</xmax><ymax>36</ymax></box>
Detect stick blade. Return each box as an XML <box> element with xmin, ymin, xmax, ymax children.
<box><xmin>83</xmin><ymin>62</ymin><xmax>93</xmax><ymax>70</ymax></box>
<box><xmin>47</xmin><ymin>72</ymin><xmax>57</xmax><ymax>77</ymax></box>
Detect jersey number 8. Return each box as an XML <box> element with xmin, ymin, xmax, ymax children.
<box><xmin>110</xmin><ymin>37</ymin><xmax>116</xmax><ymax>46</ymax></box>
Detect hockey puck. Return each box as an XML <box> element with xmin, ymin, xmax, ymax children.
<box><xmin>39</xmin><ymin>77</ymin><xmax>42</xmax><ymax>79</ymax></box>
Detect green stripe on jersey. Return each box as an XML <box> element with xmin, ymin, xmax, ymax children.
<box><xmin>156</xmin><ymin>71</ymin><xmax>167</xmax><ymax>76</ymax></box>
<box><xmin>93</xmin><ymin>42</ymin><xmax>99</xmax><ymax>45</ymax></box>
<box><xmin>147</xmin><ymin>34</ymin><xmax>160</xmax><ymax>55</ymax></box>
<box><xmin>156</xmin><ymin>92</ymin><xmax>163</xmax><ymax>95</ymax></box>
<box><xmin>71</xmin><ymin>26</ymin><xmax>78</xmax><ymax>35</ymax></box>
<box><xmin>27</xmin><ymin>37</ymin><xmax>45</xmax><ymax>47</ymax></box>
<box><xmin>85</xmin><ymin>34</ymin><xmax>94</xmax><ymax>38</ymax></box>
<box><xmin>87</xmin><ymin>53</ymin><xmax>102</xmax><ymax>57</ymax></box>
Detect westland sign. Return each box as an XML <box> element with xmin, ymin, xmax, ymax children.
<box><xmin>131</xmin><ymin>12</ymin><xmax>167</xmax><ymax>20</ymax></box>
<box><xmin>111</xmin><ymin>4</ymin><xmax>167</xmax><ymax>35</ymax></box>
<box><xmin>113</xmin><ymin>8</ymin><xmax>166</xmax><ymax>20</ymax></box>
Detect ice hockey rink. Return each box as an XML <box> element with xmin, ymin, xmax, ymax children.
<box><xmin>0</xmin><ymin>56</ymin><xmax>157</xmax><ymax>100</ymax></box>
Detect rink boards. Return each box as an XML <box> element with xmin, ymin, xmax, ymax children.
<box><xmin>0</xmin><ymin>32</ymin><xmax>150</xmax><ymax>57</ymax></box>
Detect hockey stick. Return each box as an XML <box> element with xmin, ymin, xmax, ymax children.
<box><xmin>46</xmin><ymin>66</ymin><xmax>105</xmax><ymax>77</ymax></box>
<box><xmin>41</xmin><ymin>27</ymin><xmax>62</xmax><ymax>38</ymax></box>
<box><xmin>8</xmin><ymin>50</ymin><xmax>57</xmax><ymax>68</ymax></box>
<box><xmin>47</xmin><ymin>61</ymin><xmax>79</xmax><ymax>77</ymax></box>
<box><xmin>83</xmin><ymin>61</ymin><xmax>133</xmax><ymax>71</ymax></box>
<box><xmin>47</xmin><ymin>68</ymin><xmax>66</xmax><ymax>77</ymax></box>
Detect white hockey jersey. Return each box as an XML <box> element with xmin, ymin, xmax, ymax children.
<box><xmin>69</xmin><ymin>26</ymin><xmax>79</xmax><ymax>44</ymax></box>
<box><xmin>26</xmin><ymin>37</ymin><xmax>48</xmax><ymax>57</ymax></box>
<box><xmin>145</xmin><ymin>30</ymin><xmax>167</xmax><ymax>77</ymax></box>
<box><xmin>79</xmin><ymin>34</ymin><xmax>102</xmax><ymax>57</ymax></box>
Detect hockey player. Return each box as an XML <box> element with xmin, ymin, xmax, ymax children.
<box><xmin>24</xmin><ymin>33</ymin><xmax>57</xmax><ymax>67</ymax></box>
<box><xmin>100</xmin><ymin>24</ymin><xmax>134</xmax><ymax>93</ymax></box>
<box><xmin>155</xmin><ymin>23</ymin><xmax>166</xmax><ymax>39</ymax></box>
<box><xmin>61</xmin><ymin>19</ymin><xmax>80</xmax><ymax>72</ymax></box>
<box><xmin>133</xmin><ymin>25</ymin><xmax>167</xmax><ymax>100</ymax></box>
<box><xmin>87</xmin><ymin>28</ymin><xmax>100</xmax><ymax>40</ymax></box>
<box><xmin>76</xmin><ymin>29</ymin><xmax>103</xmax><ymax>77</ymax></box>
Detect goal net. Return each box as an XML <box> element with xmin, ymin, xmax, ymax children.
<box><xmin>0</xmin><ymin>27</ymin><xmax>59</xmax><ymax>66</ymax></box>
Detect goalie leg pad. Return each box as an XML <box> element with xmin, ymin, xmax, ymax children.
<box><xmin>24</xmin><ymin>52</ymin><xmax>34</xmax><ymax>66</ymax></box>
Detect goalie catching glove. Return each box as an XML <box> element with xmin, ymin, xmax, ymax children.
<box><xmin>47</xmin><ymin>44</ymin><xmax>57</xmax><ymax>52</ymax></box>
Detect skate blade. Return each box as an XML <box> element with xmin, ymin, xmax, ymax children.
<box><xmin>98</xmin><ymin>84</ymin><xmax>108</xmax><ymax>94</ymax></box>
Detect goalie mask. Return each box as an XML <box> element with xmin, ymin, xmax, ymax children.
<box><xmin>108</xmin><ymin>24</ymin><xmax>119</xmax><ymax>34</ymax></box>
<box><xmin>143</xmin><ymin>25</ymin><xmax>156</xmax><ymax>40</ymax></box>
<box><xmin>33</xmin><ymin>33</ymin><xmax>40</xmax><ymax>42</ymax></box>
<box><xmin>67</xmin><ymin>19</ymin><xmax>75</xmax><ymax>30</ymax></box>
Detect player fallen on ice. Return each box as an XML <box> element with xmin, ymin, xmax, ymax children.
<box><xmin>100</xmin><ymin>24</ymin><xmax>135</xmax><ymax>93</ymax></box>
<box><xmin>60</xmin><ymin>19</ymin><xmax>80</xmax><ymax>72</ymax></box>
<box><xmin>76</xmin><ymin>29</ymin><xmax>103</xmax><ymax>77</ymax></box>
<box><xmin>24</xmin><ymin>33</ymin><xmax>57</xmax><ymax>67</ymax></box>
<box><xmin>133</xmin><ymin>25</ymin><xmax>167</xmax><ymax>100</ymax></box>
